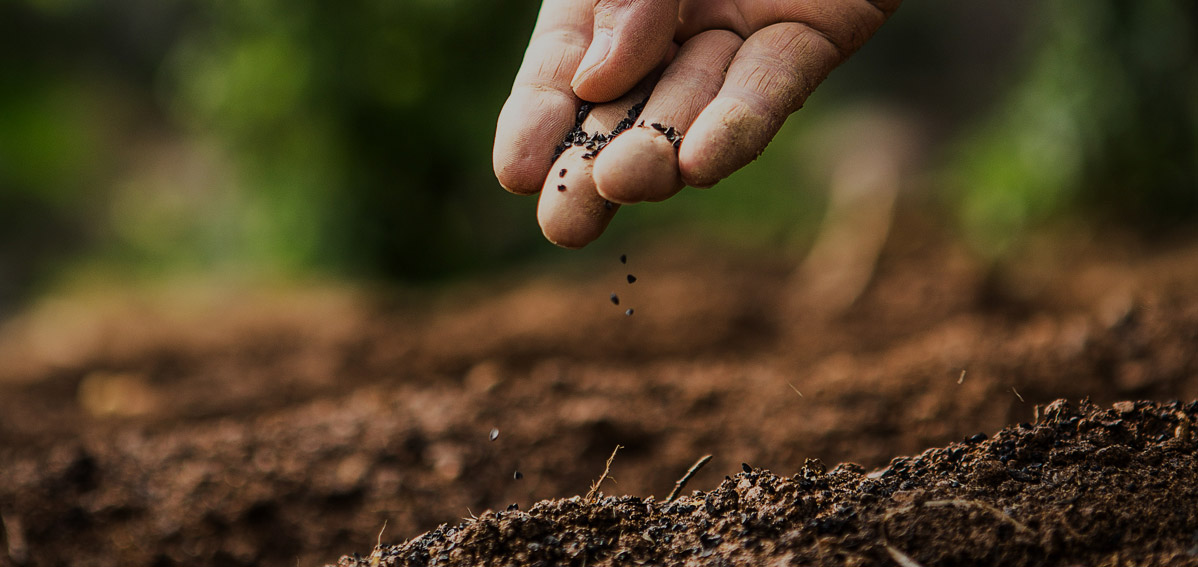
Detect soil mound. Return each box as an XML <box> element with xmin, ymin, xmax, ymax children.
<box><xmin>337</xmin><ymin>399</ymin><xmax>1198</xmax><ymax>567</ymax></box>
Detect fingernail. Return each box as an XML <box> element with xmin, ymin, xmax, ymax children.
<box><xmin>572</xmin><ymin>29</ymin><xmax>612</xmax><ymax>87</ymax></box>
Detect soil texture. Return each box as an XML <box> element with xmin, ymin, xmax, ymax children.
<box><xmin>1</xmin><ymin>217</ymin><xmax>1197</xmax><ymax>566</ymax></box>
<box><xmin>338</xmin><ymin>399</ymin><xmax>1198</xmax><ymax>567</ymax></box>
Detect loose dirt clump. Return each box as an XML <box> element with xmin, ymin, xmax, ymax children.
<box><xmin>341</xmin><ymin>399</ymin><xmax>1198</xmax><ymax>567</ymax></box>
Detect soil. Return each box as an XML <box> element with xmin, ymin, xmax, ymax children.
<box><xmin>1</xmin><ymin>215</ymin><xmax>1197</xmax><ymax>567</ymax></box>
<box><xmin>340</xmin><ymin>399</ymin><xmax>1198</xmax><ymax>567</ymax></box>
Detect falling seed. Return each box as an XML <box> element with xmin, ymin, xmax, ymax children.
<box><xmin>741</xmin><ymin>463</ymin><xmax>752</xmax><ymax>473</ymax></box>
<box><xmin>626</xmin><ymin>274</ymin><xmax>637</xmax><ymax>284</ymax></box>
<box><xmin>619</xmin><ymin>254</ymin><xmax>627</xmax><ymax>264</ymax></box>
<box><xmin>559</xmin><ymin>168</ymin><xmax>567</xmax><ymax>177</ymax></box>
<box><xmin>610</xmin><ymin>293</ymin><xmax>620</xmax><ymax>306</ymax></box>
<box><xmin>514</xmin><ymin>470</ymin><xmax>524</xmax><ymax>480</ymax></box>
<box><xmin>625</xmin><ymin>308</ymin><xmax>634</xmax><ymax>317</ymax></box>
<box><xmin>557</xmin><ymin>184</ymin><xmax>567</xmax><ymax>192</ymax></box>
<box><xmin>489</xmin><ymin>428</ymin><xmax>499</xmax><ymax>441</ymax></box>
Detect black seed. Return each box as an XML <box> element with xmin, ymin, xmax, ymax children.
<box><xmin>610</xmin><ymin>293</ymin><xmax>620</xmax><ymax>305</ymax></box>
<box><xmin>557</xmin><ymin>184</ymin><xmax>567</xmax><ymax>192</ymax></box>
<box><xmin>628</xmin><ymin>99</ymin><xmax>646</xmax><ymax>117</ymax></box>
<box><xmin>625</xmin><ymin>309</ymin><xmax>634</xmax><ymax>316</ymax></box>
<box><xmin>489</xmin><ymin>428</ymin><xmax>499</xmax><ymax>441</ymax></box>
<box><xmin>507</xmin><ymin>503</ymin><xmax>519</xmax><ymax>511</ymax></box>
<box><xmin>576</xmin><ymin>104</ymin><xmax>593</xmax><ymax>124</ymax></box>
<box><xmin>620</xmin><ymin>254</ymin><xmax>627</xmax><ymax>264</ymax></box>
<box><xmin>742</xmin><ymin>463</ymin><xmax>752</xmax><ymax>473</ymax></box>
<box><xmin>604</xmin><ymin>200</ymin><xmax>613</xmax><ymax>210</ymax></box>
<box><xmin>514</xmin><ymin>470</ymin><xmax>524</xmax><ymax>480</ymax></box>
<box><xmin>626</xmin><ymin>274</ymin><xmax>637</xmax><ymax>284</ymax></box>
<box><xmin>559</xmin><ymin>168</ymin><xmax>567</xmax><ymax>177</ymax></box>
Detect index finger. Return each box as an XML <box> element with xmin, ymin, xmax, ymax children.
<box><xmin>493</xmin><ymin>0</ymin><xmax>592</xmax><ymax>195</ymax></box>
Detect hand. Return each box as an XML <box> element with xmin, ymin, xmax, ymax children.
<box><xmin>493</xmin><ymin>0</ymin><xmax>901</xmax><ymax>248</ymax></box>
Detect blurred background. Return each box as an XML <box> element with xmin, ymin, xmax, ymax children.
<box><xmin>1</xmin><ymin>0</ymin><xmax>1195</xmax><ymax>317</ymax></box>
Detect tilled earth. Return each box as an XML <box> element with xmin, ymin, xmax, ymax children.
<box><xmin>340</xmin><ymin>399</ymin><xmax>1198</xmax><ymax>567</ymax></box>
<box><xmin>1</xmin><ymin>218</ymin><xmax>1197</xmax><ymax>566</ymax></box>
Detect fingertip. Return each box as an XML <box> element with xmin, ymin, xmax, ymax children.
<box><xmin>594</xmin><ymin>127</ymin><xmax>683</xmax><ymax>203</ymax></box>
<box><xmin>679</xmin><ymin>97</ymin><xmax>780</xmax><ymax>188</ymax></box>
<box><xmin>570</xmin><ymin>29</ymin><xmax>614</xmax><ymax>99</ymax></box>
<box><xmin>494</xmin><ymin>88</ymin><xmax>577</xmax><ymax>194</ymax></box>
<box><xmin>493</xmin><ymin>151</ymin><xmax>546</xmax><ymax>196</ymax></box>
<box><xmin>536</xmin><ymin>148</ymin><xmax>618</xmax><ymax>249</ymax></box>
<box><xmin>571</xmin><ymin>1</ymin><xmax>677</xmax><ymax>102</ymax></box>
<box><xmin>677</xmin><ymin>135</ymin><xmax>720</xmax><ymax>188</ymax></box>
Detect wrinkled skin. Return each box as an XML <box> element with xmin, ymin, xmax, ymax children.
<box><xmin>494</xmin><ymin>0</ymin><xmax>901</xmax><ymax>248</ymax></box>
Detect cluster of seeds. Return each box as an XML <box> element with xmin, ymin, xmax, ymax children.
<box><xmin>552</xmin><ymin>99</ymin><xmax>649</xmax><ymax>162</ymax></box>
<box><xmin>648</xmin><ymin>122</ymin><xmax>684</xmax><ymax>149</ymax></box>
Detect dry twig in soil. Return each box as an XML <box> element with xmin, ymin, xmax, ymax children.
<box><xmin>665</xmin><ymin>454</ymin><xmax>713</xmax><ymax>503</ymax></box>
<box><xmin>586</xmin><ymin>445</ymin><xmax>623</xmax><ymax>500</ymax></box>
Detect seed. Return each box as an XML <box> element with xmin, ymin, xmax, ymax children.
<box><xmin>741</xmin><ymin>463</ymin><xmax>752</xmax><ymax>473</ymax></box>
<box><xmin>625</xmin><ymin>309</ymin><xmax>634</xmax><ymax>317</ymax></box>
<box><xmin>626</xmin><ymin>274</ymin><xmax>636</xmax><ymax>284</ymax></box>
<box><xmin>514</xmin><ymin>470</ymin><xmax>524</xmax><ymax>480</ymax></box>
<box><xmin>610</xmin><ymin>293</ymin><xmax>620</xmax><ymax>305</ymax></box>
<box><xmin>559</xmin><ymin>168</ymin><xmax>567</xmax><ymax>177</ymax></box>
<box><xmin>620</xmin><ymin>254</ymin><xmax>627</xmax><ymax>264</ymax></box>
<box><xmin>604</xmin><ymin>200</ymin><xmax>613</xmax><ymax>210</ymax></box>
<box><xmin>557</xmin><ymin>184</ymin><xmax>567</xmax><ymax>192</ymax></box>
<box><xmin>489</xmin><ymin>428</ymin><xmax>499</xmax><ymax>441</ymax></box>
<box><xmin>507</xmin><ymin>503</ymin><xmax>519</xmax><ymax>511</ymax></box>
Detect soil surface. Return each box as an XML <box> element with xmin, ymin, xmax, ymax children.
<box><xmin>1</xmin><ymin>216</ymin><xmax>1197</xmax><ymax>566</ymax></box>
<box><xmin>340</xmin><ymin>399</ymin><xmax>1198</xmax><ymax>567</ymax></box>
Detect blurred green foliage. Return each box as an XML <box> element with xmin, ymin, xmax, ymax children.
<box><xmin>166</xmin><ymin>0</ymin><xmax>547</xmax><ymax>278</ymax></box>
<box><xmin>0</xmin><ymin>0</ymin><xmax>1195</xmax><ymax>313</ymax></box>
<box><xmin>953</xmin><ymin>0</ymin><xmax>1198</xmax><ymax>254</ymax></box>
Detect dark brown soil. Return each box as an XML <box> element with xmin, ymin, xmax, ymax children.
<box><xmin>339</xmin><ymin>399</ymin><xmax>1198</xmax><ymax>567</ymax></box>
<box><xmin>1</xmin><ymin>216</ymin><xmax>1197</xmax><ymax>566</ymax></box>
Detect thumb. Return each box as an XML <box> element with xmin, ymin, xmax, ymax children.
<box><xmin>571</xmin><ymin>0</ymin><xmax>678</xmax><ymax>103</ymax></box>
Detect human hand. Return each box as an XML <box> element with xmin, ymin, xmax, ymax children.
<box><xmin>493</xmin><ymin>0</ymin><xmax>901</xmax><ymax>248</ymax></box>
